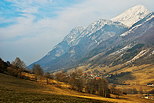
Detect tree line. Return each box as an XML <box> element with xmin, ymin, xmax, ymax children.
<box><xmin>0</xmin><ymin>57</ymin><xmax>126</xmax><ymax>98</ymax></box>
<box><xmin>54</xmin><ymin>70</ymin><xmax>110</xmax><ymax>97</ymax></box>
<box><xmin>0</xmin><ymin>57</ymin><xmax>26</xmax><ymax>77</ymax></box>
<box><xmin>0</xmin><ymin>57</ymin><xmax>45</xmax><ymax>79</ymax></box>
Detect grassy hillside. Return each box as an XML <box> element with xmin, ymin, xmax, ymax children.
<box><xmin>0</xmin><ymin>73</ymin><xmax>153</xmax><ymax>103</ymax></box>
<box><xmin>0</xmin><ymin>73</ymin><xmax>110</xmax><ymax>103</ymax></box>
<box><xmin>76</xmin><ymin>64</ymin><xmax>154</xmax><ymax>85</ymax></box>
<box><xmin>107</xmin><ymin>64</ymin><xmax>154</xmax><ymax>86</ymax></box>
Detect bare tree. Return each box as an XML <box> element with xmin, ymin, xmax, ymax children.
<box><xmin>68</xmin><ymin>70</ymin><xmax>84</xmax><ymax>91</ymax></box>
<box><xmin>32</xmin><ymin>64</ymin><xmax>44</xmax><ymax>81</ymax></box>
<box><xmin>12</xmin><ymin>57</ymin><xmax>26</xmax><ymax>69</ymax></box>
<box><xmin>44</xmin><ymin>72</ymin><xmax>51</xmax><ymax>84</ymax></box>
<box><xmin>85</xmin><ymin>78</ymin><xmax>110</xmax><ymax>97</ymax></box>
<box><xmin>11</xmin><ymin>57</ymin><xmax>26</xmax><ymax>77</ymax></box>
<box><xmin>54</xmin><ymin>71</ymin><xmax>68</xmax><ymax>82</ymax></box>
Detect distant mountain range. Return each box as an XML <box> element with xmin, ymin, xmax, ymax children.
<box><xmin>29</xmin><ymin>5</ymin><xmax>154</xmax><ymax>72</ymax></box>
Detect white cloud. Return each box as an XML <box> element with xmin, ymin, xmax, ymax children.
<box><xmin>22</xmin><ymin>7</ymin><xmax>38</xmax><ymax>14</ymax></box>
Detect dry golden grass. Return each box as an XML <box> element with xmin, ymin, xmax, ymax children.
<box><xmin>116</xmin><ymin>64</ymin><xmax>154</xmax><ymax>85</ymax></box>
<box><xmin>83</xmin><ymin>64</ymin><xmax>154</xmax><ymax>85</ymax></box>
<box><xmin>1</xmin><ymin>73</ymin><xmax>154</xmax><ymax>103</ymax></box>
<box><xmin>74</xmin><ymin>64</ymin><xmax>154</xmax><ymax>101</ymax></box>
<box><xmin>0</xmin><ymin>73</ymin><xmax>109</xmax><ymax>103</ymax></box>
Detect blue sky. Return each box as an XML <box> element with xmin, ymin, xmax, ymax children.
<box><xmin>0</xmin><ymin>0</ymin><xmax>154</xmax><ymax>65</ymax></box>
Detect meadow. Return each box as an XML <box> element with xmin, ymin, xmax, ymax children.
<box><xmin>0</xmin><ymin>73</ymin><xmax>110</xmax><ymax>103</ymax></box>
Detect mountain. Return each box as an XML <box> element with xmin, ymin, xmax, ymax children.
<box><xmin>111</xmin><ymin>5</ymin><xmax>150</xmax><ymax>27</ymax></box>
<box><xmin>91</xmin><ymin>16</ymin><xmax>154</xmax><ymax>85</ymax></box>
<box><xmin>29</xmin><ymin>5</ymin><xmax>153</xmax><ymax>72</ymax></box>
<box><xmin>88</xmin><ymin>13</ymin><xmax>154</xmax><ymax>67</ymax></box>
<box><xmin>30</xmin><ymin>19</ymin><xmax>128</xmax><ymax>71</ymax></box>
<box><xmin>29</xmin><ymin>26</ymin><xmax>84</xmax><ymax>70</ymax></box>
<box><xmin>63</xmin><ymin>26</ymin><xmax>85</xmax><ymax>46</ymax></box>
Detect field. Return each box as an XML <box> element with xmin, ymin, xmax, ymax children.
<box><xmin>0</xmin><ymin>73</ymin><xmax>154</xmax><ymax>103</ymax></box>
<box><xmin>0</xmin><ymin>73</ymin><xmax>110</xmax><ymax>103</ymax></box>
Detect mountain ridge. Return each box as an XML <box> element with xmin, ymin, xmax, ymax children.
<box><xmin>29</xmin><ymin>5</ymin><xmax>153</xmax><ymax>72</ymax></box>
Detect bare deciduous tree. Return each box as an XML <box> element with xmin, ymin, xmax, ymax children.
<box><xmin>32</xmin><ymin>64</ymin><xmax>44</xmax><ymax>81</ymax></box>
<box><xmin>12</xmin><ymin>57</ymin><xmax>26</xmax><ymax>69</ymax></box>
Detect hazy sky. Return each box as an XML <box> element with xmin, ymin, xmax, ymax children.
<box><xmin>0</xmin><ymin>0</ymin><xmax>154</xmax><ymax>65</ymax></box>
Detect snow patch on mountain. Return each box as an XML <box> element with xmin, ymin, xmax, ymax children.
<box><xmin>152</xmin><ymin>50</ymin><xmax>154</xmax><ymax>55</ymax></box>
<box><xmin>64</xmin><ymin>26</ymin><xmax>85</xmax><ymax>46</ymax></box>
<box><xmin>55</xmin><ymin>50</ymin><xmax>64</xmax><ymax>57</ymax></box>
<box><xmin>149</xmin><ymin>50</ymin><xmax>154</xmax><ymax>56</ymax></box>
<box><xmin>112</xmin><ymin>5</ymin><xmax>150</xmax><ymax>27</ymax></box>
<box><xmin>72</xmin><ymin>19</ymin><xmax>127</xmax><ymax>46</ymax></box>
<box><xmin>146</xmin><ymin>14</ymin><xmax>154</xmax><ymax>22</ymax></box>
<box><xmin>110</xmin><ymin>44</ymin><xmax>132</xmax><ymax>56</ymax></box>
<box><xmin>81</xmin><ymin>19</ymin><xmax>114</xmax><ymax>37</ymax></box>
<box><xmin>120</xmin><ymin>24</ymin><xmax>142</xmax><ymax>36</ymax></box>
<box><xmin>126</xmin><ymin>49</ymin><xmax>149</xmax><ymax>64</ymax></box>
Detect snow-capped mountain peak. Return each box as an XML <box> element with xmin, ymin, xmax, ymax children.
<box><xmin>111</xmin><ymin>5</ymin><xmax>151</xmax><ymax>27</ymax></box>
<box><xmin>120</xmin><ymin>12</ymin><xmax>154</xmax><ymax>37</ymax></box>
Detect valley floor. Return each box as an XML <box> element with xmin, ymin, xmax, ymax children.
<box><xmin>0</xmin><ymin>73</ymin><xmax>153</xmax><ymax>103</ymax></box>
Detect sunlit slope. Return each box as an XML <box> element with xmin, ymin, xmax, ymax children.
<box><xmin>0</xmin><ymin>73</ymin><xmax>111</xmax><ymax>103</ymax></box>
<box><xmin>0</xmin><ymin>73</ymin><xmax>153</xmax><ymax>103</ymax></box>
